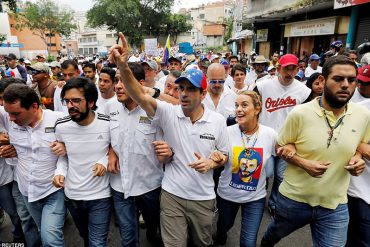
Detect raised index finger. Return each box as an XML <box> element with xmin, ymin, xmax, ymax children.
<box><xmin>119</xmin><ymin>32</ymin><xmax>128</xmax><ymax>49</ymax></box>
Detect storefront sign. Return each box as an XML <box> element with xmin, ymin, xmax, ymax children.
<box><xmin>289</xmin><ymin>18</ymin><xmax>336</xmax><ymax>37</ymax></box>
<box><xmin>334</xmin><ymin>0</ymin><xmax>370</xmax><ymax>9</ymax></box>
<box><xmin>256</xmin><ymin>29</ymin><xmax>268</xmax><ymax>42</ymax></box>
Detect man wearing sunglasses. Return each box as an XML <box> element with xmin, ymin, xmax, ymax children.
<box><xmin>203</xmin><ymin>63</ymin><xmax>236</xmax><ymax>120</ymax></box>
<box><xmin>29</xmin><ymin>63</ymin><xmax>55</xmax><ymax>111</ymax></box>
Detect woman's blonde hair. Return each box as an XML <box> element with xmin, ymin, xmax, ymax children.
<box><xmin>238</xmin><ymin>90</ymin><xmax>262</xmax><ymax>117</ymax></box>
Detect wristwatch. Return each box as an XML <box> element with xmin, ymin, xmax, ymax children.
<box><xmin>152</xmin><ymin>87</ymin><xmax>160</xmax><ymax>99</ymax></box>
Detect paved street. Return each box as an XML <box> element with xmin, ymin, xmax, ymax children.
<box><xmin>0</xmin><ymin>183</ymin><xmax>312</xmax><ymax>246</ymax></box>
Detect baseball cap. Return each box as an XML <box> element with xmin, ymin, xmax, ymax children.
<box><xmin>220</xmin><ymin>59</ymin><xmax>229</xmax><ymax>65</ymax></box>
<box><xmin>24</xmin><ymin>59</ymin><xmax>31</xmax><ymax>65</ymax></box>
<box><xmin>168</xmin><ymin>56</ymin><xmax>181</xmax><ymax>63</ymax></box>
<box><xmin>267</xmin><ymin>66</ymin><xmax>276</xmax><ymax>72</ymax></box>
<box><xmin>330</xmin><ymin>40</ymin><xmax>343</xmax><ymax>48</ymax></box>
<box><xmin>5</xmin><ymin>53</ymin><xmax>17</xmax><ymax>60</ymax></box>
<box><xmin>279</xmin><ymin>54</ymin><xmax>298</xmax><ymax>67</ymax></box>
<box><xmin>30</xmin><ymin>62</ymin><xmax>49</xmax><ymax>73</ymax></box>
<box><xmin>142</xmin><ymin>60</ymin><xmax>158</xmax><ymax>71</ymax></box>
<box><xmin>361</xmin><ymin>53</ymin><xmax>370</xmax><ymax>66</ymax></box>
<box><xmin>210</xmin><ymin>54</ymin><xmax>220</xmax><ymax>62</ymax></box>
<box><xmin>175</xmin><ymin>69</ymin><xmax>207</xmax><ymax>90</ymax></box>
<box><xmin>49</xmin><ymin>61</ymin><xmax>61</xmax><ymax>68</ymax></box>
<box><xmin>36</xmin><ymin>54</ymin><xmax>46</xmax><ymax>59</ymax></box>
<box><xmin>357</xmin><ymin>65</ymin><xmax>370</xmax><ymax>83</ymax></box>
<box><xmin>309</xmin><ymin>54</ymin><xmax>320</xmax><ymax>60</ymax></box>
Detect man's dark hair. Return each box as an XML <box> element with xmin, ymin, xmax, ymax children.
<box><xmin>0</xmin><ymin>78</ymin><xmax>27</xmax><ymax>93</ymax></box>
<box><xmin>298</xmin><ymin>60</ymin><xmax>306</xmax><ymax>64</ymax></box>
<box><xmin>322</xmin><ymin>55</ymin><xmax>357</xmax><ymax>80</ymax></box>
<box><xmin>229</xmin><ymin>55</ymin><xmax>239</xmax><ymax>62</ymax></box>
<box><xmin>61</xmin><ymin>77</ymin><xmax>98</xmax><ymax>110</ymax></box>
<box><xmin>231</xmin><ymin>63</ymin><xmax>246</xmax><ymax>77</ymax></box>
<box><xmin>128</xmin><ymin>63</ymin><xmax>145</xmax><ymax>81</ymax></box>
<box><xmin>100</xmin><ymin>67</ymin><xmax>116</xmax><ymax>82</ymax></box>
<box><xmin>83</xmin><ymin>62</ymin><xmax>96</xmax><ymax>71</ymax></box>
<box><xmin>3</xmin><ymin>84</ymin><xmax>40</xmax><ymax>109</ymax></box>
<box><xmin>61</xmin><ymin>60</ymin><xmax>79</xmax><ymax>70</ymax></box>
<box><xmin>169</xmin><ymin>70</ymin><xmax>181</xmax><ymax>79</ymax></box>
<box><xmin>348</xmin><ymin>50</ymin><xmax>357</xmax><ymax>56</ymax></box>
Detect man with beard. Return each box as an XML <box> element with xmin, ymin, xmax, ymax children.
<box><xmin>245</xmin><ymin>55</ymin><xmax>268</xmax><ymax>87</ymax></box>
<box><xmin>203</xmin><ymin>63</ymin><xmax>236</xmax><ymax>120</ymax></box>
<box><xmin>254</xmin><ymin>54</ymin><xmax>311</xmax><ymax>215</ymax></box>
<box><xmin>96</xmin><ymin>67</ymin><xmax>116</xmax><ymax>113</ymax></box>
<box><xmin>261</xmin><ymin>55</ymin><xmax>370</xmax><ymax>247</ymax></box>
<box><xmin>106</xmin><ymin>63</ymin><xmax>172</xmax><ymax>246</ymax></box>
<box><xmin>53</xmin><ymin>77</ymin><xmax>111</xmax><ymax>247</ymax></box>
<box><xmin>109</xmin><ymin>33</ymin><xmax>229</xmax><ymax>247</ymax></box>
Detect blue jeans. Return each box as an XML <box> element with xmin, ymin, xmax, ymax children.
<box><xmin>268</xmin><ymin>157</ymin><xmax>287</xmax><ymax>211</ymax></box>
<box><xmin>0</xmin><ymin>181</ymin><xmax>23</xmax><ymax>237</ymax></box>
<box><xmin>23</xmin><ymin>189</ymin><xmax>65</xmax><ymax>247</ymax></box>
<box><xmin>112</xmin><ymin>187</ymin><xmax>161</xmax><ymax>247</ymax></box>
<box><xmin>262</xmin><ymin>192</ymin><xmax>349</xmax><ymax>247</ymax></box>
<box><xmin>66</xmin><ymin>196</ymin><xmax>111</xmax><ymax>247</ymax></box>
<box><xmin>217</xmin><ymin>196</ymin><xmax>265</xmax><ymax>247</ymax></box>
<box><xmin>12</xmin><ymin>181</ymin><xmax>42</xmax><ymax>247</ymax></box>
<box><xmin>347</xmin><ymin>195</ymin><xmax>370</xmax><ymax>247</ymax></box>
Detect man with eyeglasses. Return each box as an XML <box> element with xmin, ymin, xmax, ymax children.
<box><xmin>305</xmin><ymin>54</ymin><xmax>322</xmax><ymax>78</ymax></box>
<box><xmin>29</xmin><ymin>63</ymin><xmax>56</xmax><ymax>110</ymax></box>
<box><xmin>53</xmin><ymin>77</ymin><xmax>112</xmax><ymax>247</ymax></box>
<box><xmin>109</xmin><ymin>33</ymin><xmax>229</xmax><ymax>246</ymax></box>
<box><xmin>246</xmin><ymin>55</ymin><xmax>268</xmax><ymax>87</ymax></box>
<box><xmin>1</xmin><ymin>84</ymin><xmax>67</xmax><ymax>246</ymax></box>
<box><xmin>261</xmin><ymin>55</ymin><xmax>370</xmax><ymax>247</ymax></box>
<box><xmin>203</xmin><ymin>63</ymin><xmax>236</xmax><ymax>120</ymax></box>
<box><xmin>254</xmin><ymin>54</ymin><xmax>311</xmax><ymax>216</ymax></box>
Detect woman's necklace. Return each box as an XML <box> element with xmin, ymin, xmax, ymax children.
<box><xmin>240</xmin><ymin>124</ymin><xmax>259</xmax><ymax>157</ymax></box>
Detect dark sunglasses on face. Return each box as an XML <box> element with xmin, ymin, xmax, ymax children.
<box><xmin>31</xmin><ymin>70</ymin><xmax>43</xmax><ymax>75</ymax></box>
<box><xmin>209</xmin><ymin>80</ymin><xmax>225</xmax><ymax>84</ymax></box>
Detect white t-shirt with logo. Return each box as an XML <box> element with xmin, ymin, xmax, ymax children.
<box><xmin>348</xmin><ymin>89</ymin><xmax>370</xmax><ymax>204</ymax></box>
<box><xmin>257</xmin><ymin>77</ymin><xmax>311</xmax><ymax>132</ymax></box>
<box><xmin>217</xmin><ymin>124</ymin><xmax>277</xmax><ymax>203</ymax></box>
<box><xmin>305</xmin><ymin>66</ymin><xmax>322</xmax><ymax>78</ymax></box>
<box><xmin>153</xmin><ymin>100</ymin><xmax>230</xmax><ymax>200</ymax></box>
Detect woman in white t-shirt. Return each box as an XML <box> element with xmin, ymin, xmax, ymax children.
<box><xmin>230</xmin><ymin>64</ymin><xmax>249</xmax><ymax>93</ymax></box>
<box><xmin>215</xmin><ymin>90</ymin><xmax>277</xmax><ymax>247</ymax></box>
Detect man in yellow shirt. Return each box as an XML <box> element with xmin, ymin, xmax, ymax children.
<box><xmin>261</xmin><ymin>55</ymin><xmax>370</xmax><ymax>247</ymax></box>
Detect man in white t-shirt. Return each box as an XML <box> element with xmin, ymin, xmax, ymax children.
<box><xmin>203</xmin><ymin>63</ymin><xmax>236</xmax><ymax>120</ymax></box>
<box><xmin>5</xmin><ymin>53</ymin><xmax>28</xmax><ymax>82</ymax></box>
<box><xmin>347</xmin><ymin>65</ymin><xmax>370</xmax><ymax>246</ymax></box>
<box><xmin>53</xmin><ymin>78</ymin><xmax>111</xmax><ymax>247</ymax></box>
<box><xmin>305</xmin><ymin>54</ymin><xmax>322</xmax><ymax>78</ymax></box>
<box><xmin>96</xmin><ymin>67</ymin><xmax>116</xmax><ymax>114</ymax></box>
<box><xmin>54</xmin><ymin>60</ymin><xmax>81</xmax><ymax>113</ymax></box>
<box><xmin>255</xmin><ymin>54</ymin><xmax>311</xmax><ymax>214</ymax></box>
<box><xmin>109</xmin><ymin>33</ymin><xmax>229</xmax><ymax>246</ymax></box>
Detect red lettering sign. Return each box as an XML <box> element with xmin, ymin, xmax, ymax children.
<box><xmin>265</xmin><ymin>96</ymin><xmax>297</xmax><ymax>112</ymax></box>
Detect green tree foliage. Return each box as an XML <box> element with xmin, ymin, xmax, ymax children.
<box><xmin>87</xmin><ymin>0</ymin><xmax>174</xmax><ymax>47</ymax></box>
<box><xmin>13</xmin><ymin>0</ymin><xmax>76</xmax><ymax>53</ymax></box>
<box><xmin>162</xmin><ymin>14</ymin><xmax>192</xmax><ymax>44</ymax></box>
<box><xmin>224</xmin><ymin>19</ymin><xmax>233</xmax><ymax>44</ymax></box>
